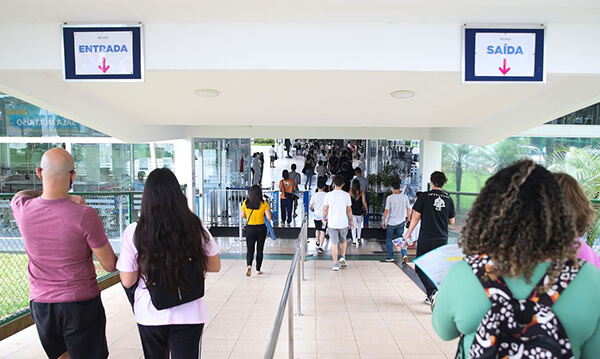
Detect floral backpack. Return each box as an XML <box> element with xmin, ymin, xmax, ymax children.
<box><xmin>460</xmin><ymin>254</ymin><xmax>582</xmax><ymax>359</ymax></box>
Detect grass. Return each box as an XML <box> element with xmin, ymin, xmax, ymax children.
<box><xmin>0</xmin><ymin>253</ymin><xmax>114</xmax><ymax>321</ymax></box>
<box><xmin>0</xmin><ymin>254</ymin><xmax>29</xmax><ymax>320</ymax></box>
<box><xmin>443</xmin><ymin>170</ymin><xmax>493</xmax><ymax>193</ymax></box>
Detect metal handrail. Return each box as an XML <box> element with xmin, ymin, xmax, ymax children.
<box><xmin>264</xmin><ymin>213</ymin><xmax>308</xmax><ymax>359</ymax></box>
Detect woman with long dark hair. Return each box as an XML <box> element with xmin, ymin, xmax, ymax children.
<box><xmin>349</xmin><ymin>178</ymin><xmax>367</xmax><ymax>246</ymax></box>
<box><xmin>432</xmin><ymin>160</ymin><xmax>600</xmax><ymax>358</ymax></box>
<box><xmin>242</xmin><ymin>185</ymin><xmax>272</xmax><ymax>276</ymax></box>
<box><xmin>117</xmin><ymin>168</ymin><xmax>221</xmax><ymax>359</ymax></box>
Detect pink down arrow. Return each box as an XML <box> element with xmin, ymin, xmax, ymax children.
<box><xmin>98</xmin><ymin>57</ymin><xmax>110</xmax><ymax>73</ymax></box>
<box><xmin>499</xmin><ymin>58</ymin><xmax>510</xmax><ymax>75</ymax></box>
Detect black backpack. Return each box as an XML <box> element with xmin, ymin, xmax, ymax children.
<box><xmin>459</xmin><ymin>254</ymin><xmax>582</xmax><ymax>359</ymax></box>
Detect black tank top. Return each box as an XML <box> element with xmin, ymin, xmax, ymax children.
<box><xmin>351</xmin><ymin>195</ymin><xmax>365</xmax><ymax>215</ymax></box>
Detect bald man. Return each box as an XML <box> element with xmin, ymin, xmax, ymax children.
<box><xmin>11</xmin><ymin>148</ymin><xmax>116</xmax><ymax>359</ymax></box>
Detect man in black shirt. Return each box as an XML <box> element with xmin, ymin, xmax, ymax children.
<box><xmin>404</xmin><ymin>171</ymin><xmax>455</xmax><ymax>305</ymax></box>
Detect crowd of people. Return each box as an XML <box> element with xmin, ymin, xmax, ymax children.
<box><xmin>9</xmin><ymin>147</ymin><xmax>600</xmax><ymax>358</ymax></box>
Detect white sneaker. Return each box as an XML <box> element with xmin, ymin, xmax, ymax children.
<box><xmin>317</xmin><ymin>246</ymin><xmax>325</xmax><ymax>254</ymax></box>
<box><xmin>339</xmin><ymin>258</ymin><xmax>347</xmax><ymax>268</ymax></box>
<box><xmin>402</xmin><ymin>255</ymin><xmax>408</xmax><ymax>263</ymax></box>
<box><xmin>332</xmin><ymin>262</ymin><xmax>340</xmax><ymax>271</ymax></box>
<box><xmin>385</xmin><ymin>258</ymin><xmax>395</xmax><ymax>262</ymax></box>
<box><xmin>352</xmin><ymin>240</ymin><xmax>357</xmax><ymax>246</ymax></box>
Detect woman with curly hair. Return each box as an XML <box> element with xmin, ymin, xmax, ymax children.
<box><xmin>553</xmin><ymin>172</ymin><xmax>600</xmax><ymax>269</ymax></box>
<box><xmin>432</xmin><ymin>160</ymin><xmax>600</xmax><ymax>358</ymax></box>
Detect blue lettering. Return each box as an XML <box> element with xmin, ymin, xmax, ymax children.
<box><xmin>489</xmin><ymin>44</ymin><xmax>525</xmax><ymax>55</ymax></box>
<box><xmin>78</xmin><ymin>44</ymin><xmax>129</xmax><ymax>53</ymax></box>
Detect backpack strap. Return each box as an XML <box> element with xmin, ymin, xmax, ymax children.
<box><xmin>526</xmin><ymin>259</ymin><xmax>584</xmax><ymax>307</ymax></box>
<box><xmin>464</xmin><ymin>254</ymin><xmax>515</xmax><ymax>299</ymax></box>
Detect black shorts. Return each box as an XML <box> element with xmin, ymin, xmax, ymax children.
<box><xmin>30</xmin><ymin>296</ymin><xmax>108</xmax><ymax>359</ymax></box>
<box><xmin>314</xmin><ymin>220</ymin><xmax>326</xmax><ymax>231</ymax></box>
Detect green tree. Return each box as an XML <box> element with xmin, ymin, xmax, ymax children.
<box><xmin>443</xmin><ymin>143</ymin><xmax>472</xmax><ymax>210</ymax></box>
<box><xmin>484</xmin><ymin>138</ymin><xmax>527</xmax><ymax>173</ymax></box>
<box><xmin>548</xmin><ymin>144</ymin><xmax>600</xmax><ymax>249</ymax></box>
<box><xmin>548</xmin><ymin>144</ymin><xmax>600</xmax><ymax>199</ymax></box>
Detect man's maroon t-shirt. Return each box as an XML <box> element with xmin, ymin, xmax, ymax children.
<box><xmin>11</xmin><ymin>196</ymin><xmax>109</xmax><ymax>303</ymax></box>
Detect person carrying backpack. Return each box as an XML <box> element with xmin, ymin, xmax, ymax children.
<box><xmin>432</xmin><ymin>160</ymin><xmax>600</xmax><ymax>359</ymax></box>
<box><xmin>279</xmin><ymin>170</ymin><xmax>295</xmax><ymax>227</ymax></box>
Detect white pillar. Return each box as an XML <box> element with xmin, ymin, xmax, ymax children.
<box><xmin>419</xmin><ymin>140</ymin><xmax>443</xmax><ymax>191</ymax></box>
<box><xmin>173</xmin><ymin>138</ymin><xmax>196</xmax><ymax>211</ymax></box>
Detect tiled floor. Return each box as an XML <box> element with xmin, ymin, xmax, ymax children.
<box><xmin>216</xmin><ymin>236</ymin><xmax>416</xmax><ymax>258</ymax></box>
<box><xmin>0</xmin><ymin>258</ymin><xmax>457</xmax><ymax>358</ymax></box>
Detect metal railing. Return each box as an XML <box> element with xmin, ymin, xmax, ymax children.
<box><xmin>202</xmin><ymin>188</ymin><xmax>310</xmax><ymax>227</ymax></box>
<box><xmin>0</xmin><ymin>191</ymin><xmax>141</xmax><ymax>325</ymax></box>
<box><xmin>264</xmin><ymin>213</ymin><xmax>308</xmax><ymax>359</ymax></box>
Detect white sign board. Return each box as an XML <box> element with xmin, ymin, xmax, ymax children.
<box><xmin>74</xmin><ymin>31</ymin><xmax>134</xmax><ymax>75</ymax></box>
<box><xmin>63</xmin><ymin>24</ymin><xmax>143</xmax><ymax>81</ymax></box>
<box><xmin>474</xmin><ymin>33</ymin><xmax>536</xmax><ymax>77</ymax></box>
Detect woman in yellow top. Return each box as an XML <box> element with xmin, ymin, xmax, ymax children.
<box><xmin>242</xmin><ymin>185</ymin><xmax>272</xmax><ymax>277</ymax></box>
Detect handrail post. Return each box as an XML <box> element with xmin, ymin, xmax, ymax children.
<box><xmin>296</xmin><ymin>245</ymin><xmax>303</xmax><ymax>317</ymax></box>
<box><xmin>239</xmin><ymin>202</ymin><xmax>243</xmax><ymax>243</ymax></box>
<box><xmin>300</xmin><ymin>208</ymin><xmax>306</xmax><ymax>281</ymax></box>
<box><xmin>288</xmin><ymin>283</ymin><xmax>295</xmax><ymax>359</ymax></box>
<box><xmin>118</xmin><ymin>195</ymin><xmax>124</xmax><ymax>239</ymax></box>
<box><xmin>128</xmin><ymin>193</ymin><xmax>133</xmax><ymax>224</ymax></box>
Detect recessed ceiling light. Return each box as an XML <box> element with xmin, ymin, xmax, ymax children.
<box><xmin>390</xmin><ymin>90</ymin><xmax>415</xmax><ymax>99</ymax></box>
<box><xmin>194</xmin><ymin>89</ymin><xmax>219</xmax><ymax>97</ymax></box>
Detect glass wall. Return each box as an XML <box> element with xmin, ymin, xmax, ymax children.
<box><xmin>0</xmin><ymin>94</ymin><xmax>107</xmax><ymax>137</ymax></box>
<box><xmin>0</xmin><ymin>143</ymin><xmax>65</xmax><ymax>192</ymax></box>
<box><xmin>195</xmin><ymin>138</ymin><xmax>251</xmax><ymax>225</ymax></box>
<box><xmin>545</xmin><ymin>102</ymin><xmax>600</xmax><ymax>125</ymax></box>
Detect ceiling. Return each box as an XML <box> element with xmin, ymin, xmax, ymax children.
<box><xmin>1</xmin><ymin>0</ymin><xmax>599</xmax><ymax>144</ymax></box>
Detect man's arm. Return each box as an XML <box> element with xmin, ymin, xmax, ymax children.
<box><xmin>323</xmin><ymin>205</ymin><xmax>329</xmax><ymax>221</ymax></box>
<box><xmin>13</xmin><ymin>190</ymin><xmax>42</xmax><ymax>199</ymax></box>
<box><xmin>382</xmin><ymin>209</ymin><xmax>389</xmax><ymax>229</ymax></box>
<box><xmin>13</xmin><ymin>190</ymin><xmax>85</xmax><ymax>205</ymax></box>
<box><xmin>448</xmin><ymin>217</ymin><xmax>455</xmax><ymax>225</ymax></box>
<box><xmin>347</xmin><ymin>206</ymin><xmax>354</xmax><ymax>229</ymax></box>
<box><xmin>92</xmin><ymin>243</ymin><xmax>117</xmax><ymax>272</ymax></box>
<box><xmin>403</xmin><ymin>211</ymin><xmax>422</xmax><ymax>240</ymax></box>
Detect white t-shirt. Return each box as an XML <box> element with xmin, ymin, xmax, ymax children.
<box><xmin>385</xmin><ymin>193</ymin><xmax>410</xmax><ymax>226</ymax></box>
<box><xmin>116</xmin><ymin>222</ymin><xmax>220</xmax><ymax>326</ymax></box>
<box><xmin>269</xmin><ymin>147</ymin><xmax>276</xmax><ymax>156</ymax></box>
<box><xmin>309</xmin><ymin>191</ymin><xmax>327</xmax><ymax>220</ymax></box>
<box><xmin>323</xmin><ymin>190</ymin><xmax>351</xmax><ymax>229</ymax></box>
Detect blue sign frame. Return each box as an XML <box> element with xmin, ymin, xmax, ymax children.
<box><xmin>62</xmin><ymin>24</ymin><xmax>144</xmax><ymax>81</ymax></box>
<box><xmin>463</xmin><ymin>27</ymin><xmax>545</xmax><ymax>83</ymax></box>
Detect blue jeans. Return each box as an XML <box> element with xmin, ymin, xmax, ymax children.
<box><xmin>281</xmin><ymin>197</ymin><xmax>293</xmax><ymax>224</ymax></box>
<box><xmin>386</xmin><ymin>222</ymin><xmax>406</xmax><ymax>259</ymax></box>
<box><xmin>305</xmin><ymin>169</ymin><xmax>313</xmax><ymax>188</ymax></box>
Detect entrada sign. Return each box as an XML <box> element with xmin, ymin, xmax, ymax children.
<box><xmin>62</xmin><ymin>23</ymin><xmax>144</xmax><ymax>81</ymax></box>
<box><xmin>463</xmin><ymin>25</ymin><xmax>545</xmax><ymax>83</ymax></box>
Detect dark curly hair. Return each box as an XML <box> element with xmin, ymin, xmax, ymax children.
<box><xmin>459</xmin><ymin>160</ymin><xmax>578</xmax><ymax>290</ymax></box>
